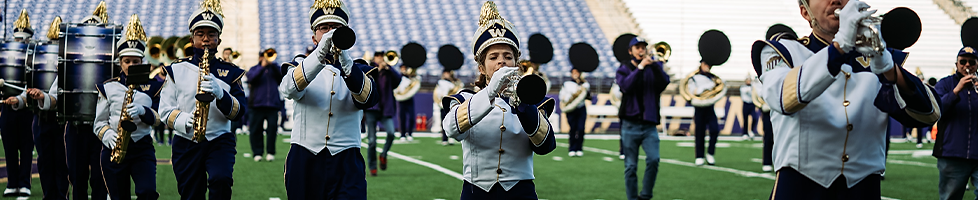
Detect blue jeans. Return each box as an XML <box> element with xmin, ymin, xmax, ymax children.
<box><xmin>364</xmin><ymin>110</ymin><xmax>396</xmax><ymax>170</ymax></box>
<box><xmin>621</xmin><ymin>119</ymin><xmax>660</xmax><ymax>200</ymax></box>
<box><xmin>938</xmin><ymin>157</ymin><xmax>978</xmax><ymax>200</ymax></box>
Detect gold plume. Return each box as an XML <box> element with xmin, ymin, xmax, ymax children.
<box><xmin>14</xmin><ymin>9</ymin><xmax>29</xmax><ymax>31</ymax></box>
<box><xmin>46</xmin><ymin>16</ymin><xmax>62</xmax><ymax>40</ymax></box>
<box><xmin>311</xmin><ymin>0</ymin><xmax>343</xmax><ymax>9</ymax></box>
<box><xmin>92</xmin><ymin>1</ymin><xmax>109</xmax><ymax>23</ymax></box>
<box><xmin>201</xmin><ymin>0</ymin><xmax>225</xmax><ymax>17</ymax></box>
<box><xmin>478</xmin><ymin>1</ymin><xmax>504</xmax><ymax>27</ymax></box>
<box><xmin>124</xmin><ymin>14</ymin><xmax>147</xmax><ymax>42</ymax></box>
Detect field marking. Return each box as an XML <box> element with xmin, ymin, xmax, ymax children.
<box><xmin>362</xmin><ymin>144</ymin><xmax>463</xmax><ymax>181</ymax></box>
<box><xmin>561</xmin><ymin>142</ymin><xmax>901</xmax><ymax>200</ymax></box>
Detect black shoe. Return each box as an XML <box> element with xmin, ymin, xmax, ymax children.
<box><xmin>380</xmin><ymin>156</ymin><xmax>388</xmax><ymax>171</ymax></box>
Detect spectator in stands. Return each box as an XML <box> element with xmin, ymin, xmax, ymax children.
<box><xmin>934</xmin><ymin>46</ymin><xmax>978</xmax><ymax>200</ymax></box>
<box><xmin>616</xmin><ymin>36</ymin><xmax>670</xmax><ymax>200</ymax></box>
<box><xmin>246</xmin><ymin>49</ymin><xmax>283</xmax><ymax>162</ymax></box>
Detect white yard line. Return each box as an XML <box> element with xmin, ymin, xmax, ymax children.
<box><xmin>561</xmin><ymin>142</ymin><xmax>901</xmax><ymax>200</ymax></box>
<box><xmin>361</xmin><ymin>143</ymin><xmax>463</xmax><ymax>181</ymax></box>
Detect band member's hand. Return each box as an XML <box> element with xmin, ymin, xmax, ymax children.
<box><xmin>27</xmin><ymin>88</ymin><xmax>44</xmax><ymax>100</ymax></box>
<box><xmin>200</xmin><ymin>75</ymin><xmax>225</xmax><ymax>100</ymax></box>
<box><xmin>3</xmin><ymin>97</ymin><xmax>16</xmax><ymax>105</ymax></box>
<box><xmin>865</xmin><ymin>50</ymin><xmax>893</xmax><ymax>74</ymax></box>
<box><xmin>101</xmin><ymin>130</ymin><xmax>118</xmax><ymax>149</ymax></box>
<box><xmin>126</xmin><ymin>103</ymin><xmax>145</xmax><ymax>118</ymax></box>
<box><xmin>954</xmin><ymin>74</ymin><xmax>975</xmax><ymax>95</ymax></box>
<box><xmin>336</xmin><ymin>49</ymin><xmax>353</xmax><ymax>76</ymax></box>
<box><xmin>487</xmin><ymin>66</ymin><xmax>519</xmax><ymax>98</ymax></box>
<box><xmin>185</xmin><ymin>119</ymin><xmax>195</xmax><ymax>135</ymax></box>
<box><xmin>316</xmin><ymin>29</ymin><xmax>336</xmax><ymax>64</ymax></box>
<box><xmin>832</xmin><ymin>0</ymin><xmax>874</xmax><ymax>53</ymax></box>
<box><xmin>638</xmin><ymin>56</ymin><xmax>654</xmax><ymax>70</ymax></box>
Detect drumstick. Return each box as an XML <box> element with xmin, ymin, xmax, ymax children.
<box><xmin>0</xmin><ymin>79</ymin><xmax>26</xmax><ymax>91</ymax></box>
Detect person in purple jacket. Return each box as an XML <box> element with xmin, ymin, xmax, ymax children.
<box><xmin>615</xmin><ymin>37</ymin><xmax>670</xmax><ymax>200</ymax></box>
<box><xmin>246</xmin><ymin>49</ymin><xmax>284</xmax><ymax>162</ymax></box>
<box><xmin>364</xmin><ymin>52</ymin><xmax>402</xmax><ymax>176</ymax></box>
<box><xmin>934</xmin><ymin>46</ymin><xmax>978</xmax><ymax>200</ymax></box>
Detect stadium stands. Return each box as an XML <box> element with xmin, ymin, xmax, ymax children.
<box><xmin>3</xmin><ymin>0</ymin><xmax>195</xmax><ymax>39</ymax></box>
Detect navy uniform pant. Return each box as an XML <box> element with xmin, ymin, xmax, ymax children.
<box><xmin>566</xmin><ymin>108</ymin><xmax>587</xmax><ymax>152</ymax></box>
<box><xmin>741</xmin><ymin>103</ymin><xmax>757</xmax><ymax>134</ymax></box>
<box><xmin>398</xmin><ymin>99</ymin><xmax>416</xmax><ymax>137</ymax></box>
<box><xmin>460</xmin><ymin>180</ymin><xmax>538</xmax><ymax>200</ymax></box>
<box><xmin>33</xmin><ymin>116</ymin><xmax>68</xmax><ymax>199</ymax></box>
<box><xmin>64</xmin><ymin>123</ymin><xmax>107</xmax><ymax>200</ymax></box>
<box><xmin>693</xmin><ymin>106</ymin><xmax>719</xmax><ymax>158</ymax></box>
<box><xmin>172</xmin><ymin>133</ymin><xmax>236</xmax><ymax>200</ymax></box>
<box><xmin>249</xmin><ymin>107</ymin><xmax>279</xmax><ymax>156</ymax></box>
<box><xmin>101</xmin><ymin>137</ymin><xmax>159</xmax><ymax>200</ymax></box>
<box><xmin>770</xmin><ymin>168</ymin><xmax>880</xmax><ymax>200</ymax></box>
<box><xmin>0</xmin><ymin>107</ymin><xmax>34</xmax><ymax>190</ymax></box>
<box><xmin>285</xmin><ymin>145</ymin><xmax>366</xmax><ymax>200</ymax></box>
<box><xmin>761</xmin><ymin>112</ymin><xmax>774</xmax><ymax>166</ymax></box>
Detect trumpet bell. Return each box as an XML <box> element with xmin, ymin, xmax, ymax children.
<box><xmin>384</xmin><ymin>50</ymin><xmax>399</xmax><ymax>66</ymax></box>
<box><xmin>653</xmin><ymin>41</ymin><xmax>671</xmax><ymax>62</ymax></box>
<box><xmin>264</xmin><ymin>48</ymin><xmax>278</xmax><ymax>63</ymax></box>
<box><xmin>332</xmin><ymin>26</ymin><xmax>356</xmax><ymax>50</ymax></box>
<box><xmin>516</xmin><ymin>74</ymin><xmax>547</xmax><ymax>105</ymax></box>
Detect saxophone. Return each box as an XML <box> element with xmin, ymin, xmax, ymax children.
<box><xmin>110</xmin><ymin>84</ymin><xmax>137</xmax><ymax>164</ymax></box>
<box><xmin>191</xmin><ymin>46</ymin><xmax>214</xmax><ymax>142</ymax></box>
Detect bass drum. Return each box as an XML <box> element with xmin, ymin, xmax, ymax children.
<box><xmin>0</xmin><ymin>40</ymin><xmax>29</xmax><ymax>98</ymax></box>
<box><xmin>57</xmin><ymin>23</ymin><xmax>122</xmax><ymax>124</ymax></box>
<box><xmin>28</xmin><ymin>40</ymin><xmax>59</xmax><ymax>93</ymax></box>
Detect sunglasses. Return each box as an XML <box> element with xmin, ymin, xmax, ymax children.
<box><xmin>960</xmin><ymin>59</ymin><xmax>978</xmax><ymax>66</ymax></box>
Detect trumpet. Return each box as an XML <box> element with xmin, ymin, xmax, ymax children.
<box><xmin>968</xmin><ymin>69</ymin><xmax>978</xmax><ymax>93</ymax></box>
<box><xmin>191</xmin><ymin>45</ymin><xmax>215</xmax><ymax>143</ymax></box>
<box><xmin>650</xmin><ymin>41</ymin><xmax>671</xmax><ymax>62</ymax></box>
<box><xmin>384</xmin><ymin>50</ymin><xmax>399</xmax><ymax>67</ymax></box>
<box><xmin>262</xmin><ymin>48</ymin><xmax>277</xmax><ymax>63</ymax></box>
<box><xmin>835</xmin><ymin>8</ymin><xmax>884</xmax><ymax>55</ymax></box>
<box><xmin>498</xmin><ymin>66</ymin><xmax>547</xmax><ymax>108</ymax></box>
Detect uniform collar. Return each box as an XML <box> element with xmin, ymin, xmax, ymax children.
<box><xmin>119</xmin><ymin>73</ymin><xmax>129</xmax><ymax>85</ymax></box>
<box><xmin>806</xmin><ymin>33</ymin><xmax>830</xmax><ymax>52</ymax></box>
<box><xmin>190</xmin><ymin>47</ymin><xmax>220</xmax><ymax>64</ymax></box>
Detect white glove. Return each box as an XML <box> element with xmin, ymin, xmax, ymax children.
<box><xmin>832</xmin><ymin>0</ymin><xmax>874</xmax><ymax>53</ymax></box>
<box><xmin>200</xmin><ymin>75</ymin><xmax>224</xmax><ymax>100</ymax></box>
<box><xmin>486</xmin><ymin>66</ymin><xmax>519</xmax><ymax>98</ymax></box>
<box><xmin>316</xmin><ymin>29</ymin><xmax>336</xmax><ymax>64</ymax></box>
<box><xmin>866</xmin><ymin>50</ymin><xmax>894</xmax><ymax>74</ymax></box>
<box><xmin>185</xmin><ymin>118</ymin><xmax>195</xmax><ymax>135</ymax></box>
<box><xmin>126</xmin><ymin>103</ymin><xmax>145</xmax><ymax>124</ymax></box>
<box><xmin>336</xmin><ymin>49</ymin><xmax>353</xmax><ymax>76</ymax></box>
<box><xmin>102</xmin><ymin>130</ymin><xmax>118</xmax><ymax>149</ymax></box>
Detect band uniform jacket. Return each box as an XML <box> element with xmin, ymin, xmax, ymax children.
<box><xmin>159</xmin><ymin>51</ymin><xmax>247</xmax><ymax>142</ymax></box>
<box><xmin>442</xmin><ymin>88</ymin><xmax>557</xmax><ymax>192</ymax></box>
<box><xmin>752</xmin><ymin>33</ymin><xmax>940</xmax><ymax>188</ymax></box>
<box><xmin>93</xmin><ymin>74</ymin><xmax>164</xmax><ymax>144</ymax></box>
<box><xmin>279</xmin><ymin>53</ymin><xmax>379</xmax><ymax>156</ymax></box>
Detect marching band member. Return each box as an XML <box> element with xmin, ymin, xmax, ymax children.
<box><xmin>0</xmin><ymin>9</ymin><xmax>36</xmax><ymax>197</ymax></box>
<box><xmin>247</xmin><ymin>49</ymin><xmax>283</xmax><ymax>162</ymax></box>
<box><xmin>681</xmin><ymin>30</ymin><xmax>730</xmax><ymax>166</ymax></box>
<box><xmin>751</xmin><ymin>0</ymin><xmax>939</xmax><ymax>198</ymax></box>
<box><xmin>442</xmin><ymin>2</ymin><xmax>556</xmax><ymax>199</ymax></box>
<box><xmin>617</xmin><ymin>36</ymin><xmax>670</xmax><ymax>200</ymax></box>
<box><xmin>740</xmin><ymin>76</ymin><xmax>757</xmax><ymax>141</ymax></box>
<box><xmin>752</xmin><ymin>78</ymin><xmax>775</xmax><ymax>172</ymax></box>
<box><xmin>434</xmin><ymin>68</ymin><xmax>462</xmax><ymax>145</ymax></box>
<box><xmin>5</xmin><ymin>16</ymin><xmax>71</xmax><ymax>199</ymax></box>
<box><xmin>32</xmin><ymin>4</ymin><xmax>113</xmax><ymax>199</ymax></box>
<box><xmin>395</xmin><ymin>65</ymin><xmax>420</xmax><ymax>141</ymax></box>
<box><xmin>93</xmin><ymin>14</ymin><xmax>162</xmax><ymax>199</ymax></box>
<box><xmin>559</xmin><ymin>64</ymin><xmax>590</xmax><ymax>157</ymax></box>
<box><xmin>365</xmin><ymin>51</ymin><xmax>402</xmax><ymax>175</ymax></box>
<box><xmin>279</xmin><ymin>0</ymin><xmax>378</xmax><ymax>198</ymax></box>
<box><xmin>158</xmin><ymin>0</ymin><xmax>247</xmax><ymax>198</ymax></box>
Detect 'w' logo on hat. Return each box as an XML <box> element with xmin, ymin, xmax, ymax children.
<box><xmin>128</xmin><ymin>41</ymin><xmax>138</xmax><ymax>48</ymax></box>
<box><xmin>140</xmin><ymin>85</ymin><xmax>151</xmax><ymax>91</ymax></box>
<box><xmin>489</xmin><ymin>28</ymin><xmax>507</xmax><ymax>38</ymax></box>
<box><xmin>217</xmin><ymin>69</ymin><xmax>229</xmax><ymax>77</ymax></box>
<box><xmin>202</xmin><ymin>13</ymin><xmax>214</xmax><ymax>21</ymax></box>
<box><xmin>324</xmin><ymin>8</ymin><xmax>336</xmax><ymax>15</ymax></box>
